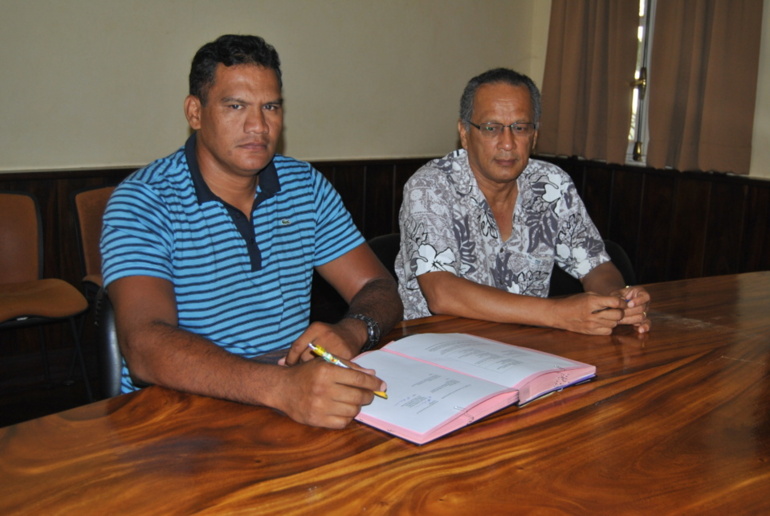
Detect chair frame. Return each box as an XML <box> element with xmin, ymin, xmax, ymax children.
<box><xmin>0</xmin><ymin>191</ymin><xmax>93</xmax><ymax>401</ymax></box>
<box><xmin>71</xmin><ymin>185</ymin><xmax>117</xmax><ymax>304</ymax></box>
<box><xmin>548</xmin><ymin>239</ymin><xmax>637</xmax><ymax>298</ymax></box>
<box><xmin>95</xmin><ymin>287</ymin><xmax>122</xmax><ymax>398</ymax></box>
<box><xmin>367</xmin><ymin>232</ymin><xmax>400</xmax><ymax>279</ymax></box>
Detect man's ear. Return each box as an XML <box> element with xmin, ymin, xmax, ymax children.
<box><xmin>184</xmin><ymin>95</ymin><xmax>203</xmax><ymax>130</ymax></box>
<box><xmin>458</xmin><ymin>119</ymin><xmax>469</xmax><ymax>150</ymax></box>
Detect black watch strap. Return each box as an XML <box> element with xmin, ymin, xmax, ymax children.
<box><xmin>344</xmin><ymin>313</ymin><xmax>381</xmax><ymax>352</ymax></box>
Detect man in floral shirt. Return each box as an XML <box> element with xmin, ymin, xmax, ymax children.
<box><xmin>395</xmin><ymin>68</ymin><xmax>650</xmax><ymax>335</ymax></box>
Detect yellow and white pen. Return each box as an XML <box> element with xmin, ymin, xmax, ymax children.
<box><xmin>307</xmin><ymin>342</ymin><xmax>388</xmax><ymax>399</ymax></box>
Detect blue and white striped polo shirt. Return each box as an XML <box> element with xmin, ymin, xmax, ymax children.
<box><xmin>101</xmin><ymin>134</ymin><xmax>363</xmax><ymax>392</ymax></box>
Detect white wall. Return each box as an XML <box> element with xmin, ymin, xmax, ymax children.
<box><xmin>2</xmin><ymin>0</ymin><xmax>767</xmax><ymax>178</ymax></box>
<box><xmin>0</xmin><ymin>0</ymin><xmax>539</xmax><ymax>171</ymax></box>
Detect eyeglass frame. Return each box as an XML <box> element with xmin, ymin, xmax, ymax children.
<box><xmin>465</xmin><ymin>120</ymin><xmax>538</xmax><ymax>137</ymax></box>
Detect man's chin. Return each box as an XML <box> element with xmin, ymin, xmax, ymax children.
<box><xmin>238</xmin><ymin>155</ymin><xmax>275</xmax><ymax>174</ymax></box>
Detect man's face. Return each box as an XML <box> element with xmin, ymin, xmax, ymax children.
<box><xmin>458</xmin><ymin>83</ymin><xmax>538</xmax><ymax>190</ymax></box>
<box><xmin>185</xmin><ymin>63</ymin><xmax>283</xmax><ymax>179</ymax></box>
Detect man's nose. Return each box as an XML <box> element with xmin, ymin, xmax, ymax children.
<box><xmin>245</xmin><ymin>108</ymin><xmax>268</xmax><ymax>133</ymax></box>
<box><xmin>498</xmin><ymin>126</ymin><xmax>517</xmax><ymax>149</ymax></box>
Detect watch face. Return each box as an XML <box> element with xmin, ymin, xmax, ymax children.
<box><xmin>368</xmin><ymin>324</ymin><xmax>378</xmax><ymax>341</ymax></box>
<box><xmin>366</xmin><ymin>319</ymin><xmax>380</xmax><ymax>342</ymax></box>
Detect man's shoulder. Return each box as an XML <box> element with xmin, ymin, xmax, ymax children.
<box><xmin>409</xmin><ymin>149</ymin><xmax>469</xmax><ymax>184</ymax></box>
<box><xmin>125</xmin><ymin>145</ymin><xmax>189</xmax><ymax>186</ymax></box>
<box><xmin>522</xmin><ymin>158</ymin><xmax>575</xmax><ymax>184</ymax></box>
<box><xmin>272</xmin><ymin>154</ymin><xmax>315</xmax><ymax>174</ymax></box>
<box><xmin>111</xmin><ymin>146</ymin><xmax>192</xmax><ymax>208</ymax></box>
<box><xmin>525</xmin><ymin>157</ymin><xmax>566</xmax><ymax>172</ymax></box>
<box><xmin>271</xmin><ymin>154</ymin><xmax>325</xmax><ymax>188</ymax></box>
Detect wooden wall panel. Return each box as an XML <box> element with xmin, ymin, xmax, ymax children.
<box><xmin>606</xmin><ymin>166</ymin><xmax>645</xmax><ymax>273</ymax></box>
<box><xmin>314</xmin><ymin>159</ymin><xmax>427</xmax><ymax>239</ymax></box>
<box><xmin>705</xmin><ymin>179</ymin><xmax>748</xmax><ymax>277</ymax></box>
<box><xmin>362</xmin><ymin>163</ymin><xmax>397</xmax><ymax>239</ymax></box>
<box><xmin>635</xmin><ymin>171</ymin><xmax>677</xmax><ymax>282</ymax></box>
<box><xmin>742</xmin><ymin>183</ymin><xmax>770</xmax><ymax>272</ymax></box>
<box><xmin>2</xmin><ymin>156</ymin><xmax>770</xmax><ymax>385</ymax></box>
<box><xmin>555</xmin><ymin>157</ymin><xmax>585</xmax><ymax>193</ymax></box>
<box><xmin>316</xmin><ymin>162</ymin><xmax>364</xmax><ymax>234</ymax></box>
<box><xmin>579</xmin><ymin>164</ymin><xmax>614</xmax><ymax>236</ymax></box>
<box><xmin>2</xmin><ymin>159</ymin><xmax>769</xmax><ymax>289</ymax></box>
<box><xmin>668</xmin><ymin>175</ymin><xmax>711</xmax><ymax>280</ymax></box>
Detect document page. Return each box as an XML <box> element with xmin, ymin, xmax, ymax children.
<box><xmin>381</xmin><ymin>333</ymin><xmax>582</xmax><ymax>387</ymax></box>
<box><xmin>355</xmin><ymin>350</ymin><xmax>516</xmax><ymax>435</ymax></box>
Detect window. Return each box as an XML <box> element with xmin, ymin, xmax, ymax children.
<box><xmin>626</xmin><ymin>0</ymin><xmax>655</xmax><ymax>165</ymax></box>
<box><xmin>540</xmin><ymin>0</ymin><xmax>763</xmax><ymax>175</ymax></box>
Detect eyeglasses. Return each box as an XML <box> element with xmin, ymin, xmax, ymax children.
<box><xmin>466</xmin><ymin>121</ymin><xmax>537</xmax><ymax>138</ymax></box>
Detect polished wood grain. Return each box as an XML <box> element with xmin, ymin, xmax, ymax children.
<box><xmin>1</xmin><ymin>272</ymin><xmax>769</xmax><ymax>514</ymax></box>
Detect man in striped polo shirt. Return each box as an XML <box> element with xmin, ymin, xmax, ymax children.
<box><xmin>101</xmin><ymin>35</ymin><xmax>402</xmax><ymax>429</ymax></box>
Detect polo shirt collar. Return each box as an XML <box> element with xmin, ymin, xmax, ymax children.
<box><xmin>184</xmin><ymin>132</ymin><xmax>280</xmax><ymax>205</ymax></box>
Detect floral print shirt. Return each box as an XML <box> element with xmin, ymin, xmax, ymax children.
<box><xmin>396</xmin><ymin>149</ymin><xmax>609</xmax><ymax>319</ymax></box>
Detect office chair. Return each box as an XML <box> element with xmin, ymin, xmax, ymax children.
<box><xmin>0</xmin><ymin>191</ymin><xmax>93</xmax><ymax>401</ymax></box>
<box><xmin>548</xmin><ymin>239</ymin><xmax>637</xmax><ymax>297</ymax></box>
<box><xmin>367</xmin><ymin>232</ymin><xmax>400</xmax><ymax>278</ymax></box>
<box><xmin>72</xmin><ymin>185</ymin><xmax>115</xmax><ymax>304</ymax></box>
<box><xmin>94</xmin><ymin>287</ymin><xmax>122</xmax><ymax>398</ymax></box>
<box><xmin>310</xmin><ymin>232</ymin><xmax>402</xmax><ymax>323</ymax></box>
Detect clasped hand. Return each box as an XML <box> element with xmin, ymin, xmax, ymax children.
<box><xmin>556</xmin><ymin>286</ymin><xmax>651</xmax><ymax>335</ymax></box>
<box><xmin>614</xmin><ymin>285</ymin><xmax>651</xmax><ymax>333</ymax></box>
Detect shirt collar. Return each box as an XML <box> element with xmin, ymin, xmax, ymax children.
<box><xmin>185</xmin><ymin>132</ymin><xmax>280</xmax><ymax>205</ymax></box>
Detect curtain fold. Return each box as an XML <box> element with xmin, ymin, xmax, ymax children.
<box><xmin>538</xmin><ymin>0</ymin><xmax>639</xmax><ymax>164</ymax></box>
<box><xmin>646</xmin><ymin>0</ymin><xmax>763</xmax><ymax>174</ymax></box>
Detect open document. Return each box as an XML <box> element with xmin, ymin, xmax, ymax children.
<box><xmin>353</xmin><ymin>333</ymin><xmax>596</xmax><ymax>445</ymax></box>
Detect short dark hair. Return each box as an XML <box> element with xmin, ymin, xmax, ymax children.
<box><xmin>189</xmin><ymin>34</ymin><xmax>282</xmax><ymax>105</ymax></box>
<box><xmin>459</xmin><ymin>68</ymin><xmax>541</xmax><ymax>128</ymax></box>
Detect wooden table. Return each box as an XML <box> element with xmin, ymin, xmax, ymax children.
<box><xmin>1</xmin><ymin>272</ymin><xmax>769</xmax><ymax>514</ymax></box>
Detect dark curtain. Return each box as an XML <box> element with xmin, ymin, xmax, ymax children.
<box><xmin>538</xmin><ymin>0</ymin><xmax>639</xmax><ymax>164</ymax></box>
<box><xmin>539</xmin><ymin>0</ymin><xmax>764</xmax><ymax>175</ymax></box>
<box><xmin>646</xmin><ymin>0</ymin><xmax>763</xmax><ymax>174</ymax></box>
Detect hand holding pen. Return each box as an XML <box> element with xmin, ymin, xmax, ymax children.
<box><xmin>617</xmin><ymin>285</ymin><xmax>652</xmax><ymax>333</ymax></box>
<box><xmin>592</xmin><ymin>286</ymin><xmax>651</xmax><ymax>333</ymax></box>
<box><xmin>308</xmin><ymin>342</ymin><xmax>388</xmax><ymax>399</ymax></box>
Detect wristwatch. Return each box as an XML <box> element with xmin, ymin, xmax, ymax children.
<box><xmin>345</xmin><ymin>313</ymin><xmax>381</xmax><ymax>352</ymax></box>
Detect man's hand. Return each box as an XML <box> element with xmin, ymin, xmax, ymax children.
<box><xmin>549</xmin><ymin>293</ymin><xmax>628</xmax><ymax>335</ymax></box>
<box><xmin>613</xmin><ymin>285</ymin><xmax>652</xmax><ymax>333</ymax></box>
<box><xmin>581</xmin><ymin>262</ymin><xmax>652</xmax><ymax>334</ymax></box>
<box><xmin>283</xmin><ymin>318</ymin><xmax>364</xmax><ymax>365</ymax></box>
<box><xmin>270</xmin><ymin>358</ymin><xmax>386</xmax><ymax>429</ymax></box>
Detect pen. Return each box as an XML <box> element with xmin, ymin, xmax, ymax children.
<box><xmin>307</xmin><ymin>342</ymin><xmax>388</xmax><ymax>399</ymax></box>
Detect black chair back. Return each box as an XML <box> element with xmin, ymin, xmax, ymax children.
<box><xmin>367</xmin><ymin>232</ymin><xmax>400</xmax><ymax>278</ymax></box>
<box><xmin>95</xmin><ymin>288</ymin><xmax>122</xmax><ymax>398</ymax></box>
<box><xmin>548</xmin><ymin>239</ymin><xmax>636</xmax><ymax>297</ymax></box>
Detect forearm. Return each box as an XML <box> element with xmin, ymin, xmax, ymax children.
<box><xmin>285</xmin><ymin>276</ymin><xmax>403</xmax><ymax>364</ymax></box>
<box><xmin>419</xmin><ymin>272</ymin><xmax>557</xmax><ymax>327</ymax></box>
<box><xmin>121</xmin><ymin>321</ymin><xmax>386</xmax><ymax>428</ymax></box>
<box><xmin>320</xmin><ymin>277</ymin><xmax>403</xmax><ymax>356</ymax></box>
<box><xmin>344</xmin><ymin>277</ymin><xmax>403</xmax><ymax>338</ymax></box>
<box><xmin>418</xmin><ymin>271</ymin><xmax>631</xmax><ymax>335</ymax></box>
<box><xmin>581</xmin><ymin>261</ymin><xmax>626</xmax><ymax>295</ymax></box>
<box><xmin>120</xmin><ymin>321</ymin><xmax>285</xmax><ymax>407</ymax></box>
